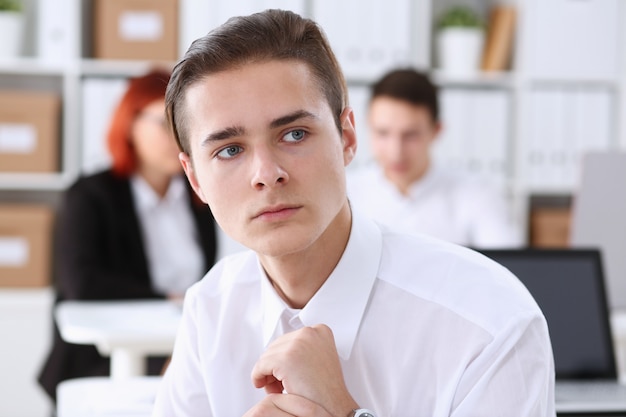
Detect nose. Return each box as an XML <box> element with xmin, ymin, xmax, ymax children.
<box><xmin>250</xmin><ymin>146</ymin><xmax>289</xmax><ymax>190</ymax></box>
<box><xmin>387</xmin><ymin>136</ymin><xmax>405</xmax><ymax>161</ymax></box>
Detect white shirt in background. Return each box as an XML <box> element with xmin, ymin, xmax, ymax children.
<box><xmin>152</xmin><ymin>211</ymin><xmax>555</xmax><ymax>416</ymax></box>
<box><xmin>131</xmin><ymin>174</ymin><xmax>204</xmax><ymax>295</ymax></box>
<box><xmin>215</xmin><ymin>224</ymin><xmax>247</xmax><ymax>261</ymax></box>
<box><xmin>347</xmin><ymin>163</ymin><xmax>522</xmax><ymax>248</ymax></box>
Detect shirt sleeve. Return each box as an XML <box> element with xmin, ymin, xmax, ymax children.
<box><xmin>152</xmin><ymin>284</ymin><xmax>212</xmax><ymax>417</ymax></box>
<box><xmin>450</xmin><ymin>312</ymin><xmax>556</xmax><ymax>416</ymax></box>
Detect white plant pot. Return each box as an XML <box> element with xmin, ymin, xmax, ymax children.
<box><xmin>0</xmin><ymin>11</ymin><xmax>24</xmax><ymax>58</ymax></box>
<box><xmin>436</xmin><ymin>28</ymin><xmax>484</xmax><ymax>75</ymax></box>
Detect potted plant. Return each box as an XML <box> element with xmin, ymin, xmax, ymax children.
<box><xmin>435</xmin><ymin>6</ymin><xmax>484</xmax><ymax>75</ymax></box>
<box><xmin>0</xmin><ymin>0</ymin><xmax>24</xmax><ymax>58</ymax></box>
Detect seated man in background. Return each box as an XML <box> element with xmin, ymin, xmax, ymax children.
<box><xmin>38</xmin><ymin>69</ymin><xmax>218</xmax><ymax>401</ymax></box>
<box><xmin>347</xmin><ymin>69</ymin><xmax>521</xmax><ymax>248</ymax></box>
<box><xmin>152</xmin><ymin>9</ymin><xmax>554</xmax><ymax>416</ymax></box>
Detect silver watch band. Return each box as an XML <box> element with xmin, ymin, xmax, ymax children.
<box><xmin>349</xmin><ymin>409</ymin><xmax>376</xmax><ymax>417</ymax></box>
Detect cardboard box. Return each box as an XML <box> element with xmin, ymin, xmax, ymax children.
<box><xmin>529</xmin><ymin>207</ymin><xmax>572</xmax><ymax>248</ymax></box>
<box><xmin>94</xmin><ymin>0</ymin><xmax>179</xmax><ymax>61</ymax></box>
<box><xmin>0</xmin><ymin>91</ymin><xmax>61</xmax><ymax>173</ymax></box>
<box><xmin>0</xmin><ymin>205</ymin><xmax>54</xmax><ymax>288</ymax></box>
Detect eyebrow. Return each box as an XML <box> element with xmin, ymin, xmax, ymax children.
<box><xmin>201</xmin><ymin>126</ymin><xmax>245</xmax><ymax>146</ymax></box>
<box><xmin>269</xmin><ymin>110</ymin><xmax>318</xmax><ymax>129</ymax></box>
<box><xmin>200</xmin><ymin>109</ymin><xmax>318</xmax><ymax>147</ymax></box>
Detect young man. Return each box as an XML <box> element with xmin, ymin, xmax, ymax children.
<box><xmin>347</xmin><ymin>69</ymin><xmax>521</xmax><ymax>248</ymax></box>
<box><xmin>153</xmin><ymin>9</ymin><xmax>554</xmax><ymax>417</ymax></box>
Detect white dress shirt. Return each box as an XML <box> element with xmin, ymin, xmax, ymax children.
<box><xmin>152</xmin><ymin>210</ymin><xmax>555</xmax><ymax>416</ymax></box>
<box><xmin>131</xmin><ymin>174</ymin><xmax>204</xmax><ymax>295</ymax></box>
<box><xmin>347</xmin><ymin>163</ymin><xmax>522</xmax><ymax>248</ymax></box>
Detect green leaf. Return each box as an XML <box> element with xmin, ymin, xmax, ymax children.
<box><xmin>437</xmin><ymin>6</ymin><xmax>483</xmax><ymax>29</ymax></box>
<box><xmin>0</xmin><ymin>0</ymin><xmax>21</xmax><ymax>12</ymax></box>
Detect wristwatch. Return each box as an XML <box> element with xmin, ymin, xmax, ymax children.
<box><xmin>348</xmin><ymin>409</ymin><xmax>376</xmax><ymax>417</ymax></box>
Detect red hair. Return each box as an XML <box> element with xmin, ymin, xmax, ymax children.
<box><xmin>107</xmin><ymin>68</ymin><xmax>172</xmax><ymax>177</ymax></box>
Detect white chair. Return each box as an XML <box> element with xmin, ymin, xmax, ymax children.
<box><xmin>56</xmin><ymin>376</ymin><xmax>161</xmax><ymax>417</ymax></box>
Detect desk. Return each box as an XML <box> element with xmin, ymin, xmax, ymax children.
<box><xmin>57</xmin><ymin>376</ymin><xmax>161</xmax><ymax>417</ymax></box>
<box><xmin>611</xmin><ymin>310</ymin><xmax>626</xmax><ymax>383</ymax></box>
<box><xmin>55</xmin><ymin>300</ymin><xmax>182</xmax><ymax>379</ymax></box>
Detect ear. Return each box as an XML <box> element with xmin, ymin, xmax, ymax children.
<box><xmin>179</xmin><ymin>152</ymin><xmax>208</xmax><ymax>204</ymax></box>
<box><xmin>430</xmin><ymin>120</ymin><xmax>443</xmax><ymax>144</ymax></box>
<box><xmin>434</xmin><ymin>120</ymin><xmax>442</xmax><ymax>136</ymax></box>
<box><xmin>339</xmin><ymin>106</ymin><xmax>358</xmax><ymax>166</ymax></box>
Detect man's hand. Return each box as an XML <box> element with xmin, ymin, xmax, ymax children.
<box><xmin>242</xmin><ymin>393</ymin><xmax>334</xmax><ymax>417</ymax></box>
<box><xmin>250</xmin><ymin>324</ymin><xmax>358</xmax><ymax>416</ymax></box>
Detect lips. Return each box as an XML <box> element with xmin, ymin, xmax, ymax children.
<box><xmin>389</xmin><ymin>164</ymin><xmax>409</xmax><ymax>173</ymax></box>
<box><xmin>252</xmin><ymin>204</ymin><xmax>301</xmax><ymax>221</ymax></box>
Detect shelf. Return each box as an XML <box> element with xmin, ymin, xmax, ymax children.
<box><xmin>0</xmin><ymin>58</ymin><xmax>67</xmax><ymax>76</ymax></box>
<box><xmin>432</xmin><ymin>70</ymin><xmax>516</xmax><ymax>88</ymax></box>
<box><xmin>0</xmin><ymin>0</ymin><xmax>622</xmax><ymax>242</ymax></box>
<box><xmin>525</xmin><ymin>77</ymin><xmax>620</xmax><ymax>89</ymax></box>
<box><xmin>79</xmin><ymin>59</ymin><xmax>175</xmax><ymax>78</ymax></box>
<box><xmin>0</xmin><ymin>287</ymin><xmax>54</xmax><ymax>309</ymax></box>
<box><xmin>0</xmin><ymin>172</ymin><xmax>76</xmax><ymax>191</ymax></box>
<box><xmin>519</xmin><ymin>187</ymin><xmax>575</xmax><ymax>197</ymax></box>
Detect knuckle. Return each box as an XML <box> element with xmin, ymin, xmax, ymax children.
<box><xmin>313</xmin><ymin>323</ymin><xmax>333</xmax><ymax>337</ymax></box>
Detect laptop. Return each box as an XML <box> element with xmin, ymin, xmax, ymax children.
<box><xmin>478</xmin><ymin>248</ymin><xmax>626</xmax><ymax>414</ymax></box>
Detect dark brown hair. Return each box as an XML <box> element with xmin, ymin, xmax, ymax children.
<box><xmin>371</xmin><ymin>68</ymin><xmax>440</xmax><ymax>122</ymax></box>
<box><xmin>165</xmin><ymin>9</ymin><xmax>348</xmax><ymax>155</ymax></box>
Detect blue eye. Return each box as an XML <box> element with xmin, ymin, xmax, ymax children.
<box><xmin>217</xmin><ymin>145</ymin><xmax>243</xmax><ymax>159</ymax></box>
<box><xmin>283</xmin><ymin>129</ymin><xmax>306</xmax><ymax>142</ymax></box>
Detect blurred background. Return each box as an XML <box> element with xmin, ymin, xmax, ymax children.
<box><xmin>0</xmin><ymin>0</ymin><xmax>624</xmax><ymax>415</ymax></box>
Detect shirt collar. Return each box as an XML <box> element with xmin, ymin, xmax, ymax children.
<box><xmin>131</xmin><ymin>174</ymin><xmax>187</xmax><ymax>211</ymax></box>
<box><xmin>260</xmin><ymin>263</ymin><xmax>289</xmax><ymax>345</ymax></box>
<box><xmin>371</xmin><ymin>162</ymin><xmax>441</xmax><ymax>202</ymax></box>
<box><xmin>260</xmin><ymin>209</ymin><xmax>383</xmax><ymax>360</ymax></box>
<box><xmin>406</xmin><ymin>163</ymin><xmax>441</xmax><ymax>200</ymax></box>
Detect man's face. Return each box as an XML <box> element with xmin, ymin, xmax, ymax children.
<box><xmin>180</xmin><ymin>60</ymin><xmax>357</xmax><ymax>257</ymax></box>
<box><xmin>368</xmin><ymin>97</ymin><xmax>440</xmax><ymax>190</ymax></box>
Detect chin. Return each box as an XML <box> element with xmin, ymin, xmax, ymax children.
<box><xmin>245</xmin><ymin>227</ymin><xmax>319</xmax><ymax>259</ymax></box>
<box><xmin>165</xmin><ymin>166</ymin><xmax>184</xmax><ymax>176</ymax></box>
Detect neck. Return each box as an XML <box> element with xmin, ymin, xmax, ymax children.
<box><xmin>138</xmin><ymin>167</ymin><xmax>173</xmax><ymax>198</ymax></box>
<box><xmin>259</xmin><ymin>201</ymin><xmax>352</xmax><ymax>309</ymax></box>
<box><xmin>389</xmin><ymin>159</ymin><xmax>430</xmax><ymax>196</ymax></box>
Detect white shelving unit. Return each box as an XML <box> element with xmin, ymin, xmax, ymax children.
<box><xmin>1</xmin><ymin>1</ymin><xmax>625</xmax><ymax>415</ymax></box>
<box><xmin>1</xmin><ymin>0</ymin><xmax>624</xmax><ymax>197</ymax></box>
<box><xmin>429</xmin><ymin>0</ymin><xmax>626</xmax><ymax>236</ymax></box>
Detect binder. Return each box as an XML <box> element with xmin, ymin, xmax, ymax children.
<box><xmin>346</xmin><ymin>85</ymin><xmax>372</xmax><ymax>168</ymax></box>
<box><xmin>561</xmin><ymin>89</ymin><xmax>580</xmax><ymax>188</ymax></box>
<box><xmin>205</xmin><ymin>0</ymin><xmax>306</xmax><ymax>31</ymax></box>
<box><xmin>576</xmin><ymin>88</ymin><xmax>613</xmax><ymax>182</ymax></box>
<box><xmin>525</xmin><ymin>87</ymin><xmax>613</xmax><ymax>189</ymax></box>
<box><xmin>178</xmin><ymin>0</ymin><xmax>212</xmax><ymax>57</ymax></box>
<box><xmin>435</xmin><ymin>89</ymin><xmax>510</xmax><ymax>186</ymax></box>
<box><xmin>434</xmin><ymin>89</ymin><xmax>469</xmax><ymax>174</ymax></box>
<box><xmin>312</xmin><ymin>0</ymin><xmax>412</xmax><ymax>79</ymax></box>
<box><xmin>523</xmin><ymin>0</ymin><xmax>619</xmax><ymax>80</ymax></box>
<box><xmin>81</xmin><ymin>77</ymin><xmax>129</xmax><ymax>175</ymax></box>
<box><xmin>481</xmin><ymin>5</ymin><xmax>516</xmax><ymax>72</ymax></box>
<box><xmin>471</xmin><ymin>90</ymin><xmax>509</xmax><ymax>186</ymax></box>
<box><xmin>37</xmin><ymin>0</ymin><xmax>79</xmax><ymax>61</ymax></box>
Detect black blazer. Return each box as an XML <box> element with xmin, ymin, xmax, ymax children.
<box><xmin>38</xmin><ymin>170</ymin><xmax>217</xmax><ymax>400</ymax></box>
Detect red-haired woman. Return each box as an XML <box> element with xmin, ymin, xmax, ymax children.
<box><xmin>38</xmin><ymin>69</ymin><xmax>218</xmax><ymax>401</ymax></box>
